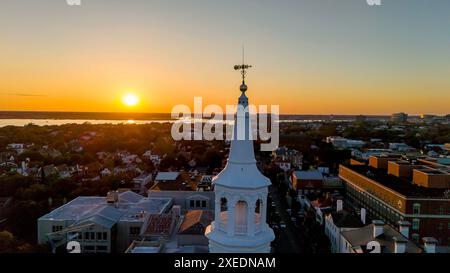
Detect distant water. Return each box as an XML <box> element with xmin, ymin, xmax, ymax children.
<box><xmin>0</xmin><ymin>119</ymin><xmax>176</xmax><ymax>127</ymax></box>
<box><xmin>0</xmin><ymin>111</ymin><xmax>390</xmax><ymax>127</ymax></box>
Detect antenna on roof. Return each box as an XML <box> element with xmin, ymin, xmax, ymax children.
<box><xmin>242</xmin><ymin>44</ymin><xmax>245</xmax><ymax>64</ymax></box>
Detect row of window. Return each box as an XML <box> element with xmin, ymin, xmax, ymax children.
<box><xmin>52</xmin><ymin>225</ymin><xmax>63</xmax><ymax>232</ymax></box>
<box><xmin>189</xmin><ymin>200</ymin><xmax>207</xmax><ymax>209</ymax></box>
<box><xmin>413</xmin><ymin>203</ymin><xmax>449</xmax><ymax>215</ymax></box>
<box><xmin>51</xmin><ymin>226</ymin><xmax>108</xmax><ymax>241</ymax></box>
<box><xmin>129</xmin><ymin>226</ymin><xmax>141</xmax><ymax>236</ymax></box>
<box><xmin>346</xmin><ymin>185</ymin><xmax>402</xmax><ymax>226</ymax></box>
<box><xmin>80</xmin><ymin>232</ymin><xmax>108</xmax><ymax>241</ymax></box>
<box><xmin>83</xmin><ymin>245</ymin><xmax>108</xmax><ymax>252</ymax></box>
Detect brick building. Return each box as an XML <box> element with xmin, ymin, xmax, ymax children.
<box><xmin>339</xmin><ymin>155</ymin><xmax>450</xmax><ymax>246</ymax></box>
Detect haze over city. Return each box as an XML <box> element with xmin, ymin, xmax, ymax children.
<box><xmin>1</xmin><ymin>0</ymin><xmax>450</xmax><ymax>114</ymax></box>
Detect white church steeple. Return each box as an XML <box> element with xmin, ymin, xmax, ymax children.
<box><xmin>205</xmin><ymin>60</ymin><xmax>275</xmax><ymax>253</ymax></box>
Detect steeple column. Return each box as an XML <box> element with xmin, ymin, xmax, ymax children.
<box><xmin>214</xmin><ymin>198</ymin><xmax>221</xmax><ymax>230</ymax></box>
<box><xmin>247</xmin><ymin>202</ymin><xmax>256</xmax><ymax>236</ymax></box>
<box><xmin>227</xmin><ymin>201</ymin><xmax>236</xmax><ymax>236</ymax></box>
<box><xmin>261</xmin><ymin>198</ymin><xmax>267</xmax><ymax>224</ymax></box>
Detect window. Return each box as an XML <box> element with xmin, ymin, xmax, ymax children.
<box><xmin>412</xmin><ymin>233</ymin><xmax>419</xmax><ymax>243</ymax></box>
<box><xmin>52</xmin><ymin>225</ymin><xmax>63</xmax><ymax>232</ymax></box>
<box><xmin>96</xmin><ymin>245</ymin><xmax>107</xmax><ymax>251</ymax></box>
<box><xmin>448</xmin><ymin>223</ymin><xmax>450</xmax><ymax>230</ymax></box>
<box><xmin>130</xmin><ymin>226</ymin><xmax>140</xmax><ymax>236</ymax></box>
<box><xmin>84</xmin><ymin>232</ymin><xmax>89</xmax><ymax>240</ymax></box>
<box><xmin>438</xmin><ymin>223</ymin><xmax>444</xmax><ymax>230</ymax></box>
<box><xmin>201</xmin><ymin>200</ymin><xmax>206</xmax><ymax>208</ymax></box>
<box><xmin>439</xmin><ymin>206</ymin><xmax>444</xmax><ymax>215</ymax></box>
<box><xmin>190</xmin><ymin>200</ymin><xmax>195</xmax><ymax>208</ymax></box>
<box><xmin>413</xmin><ymin>203</ymin><xmax>420</xmax><ymax>215</ymax></box>
<box><xmin>412</xmin><ymin>219</ymin><xmax>420</xmax><ymax>231</ymax></box>
<box><xmin>90</xmin><ymin>232</ymin><xmax>95</xmax><ymax>240</ymax></box>
<box><xmin>96</xmin><ymin>232</ymin><xmax>102</xmax><ymax>240</ymax></box>
<box><xmin>196</xmin><ymin>200</ymin><xmax>201</xmax><ymax>208</ymax></box>
<box><xmin>84</xmin><ymin>245</ymin><xmax>95</xmax><ymax>251</ymax></box>
<box><xmin>102</xmin><ymin>232</ymin><xmax>107</xmax><ymax>240</ymax></box>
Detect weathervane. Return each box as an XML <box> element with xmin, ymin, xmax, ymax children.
<box><xmin>234</xmin><ymin>46</ymin><xmax>252</xmax><ymax>85</ymax></box>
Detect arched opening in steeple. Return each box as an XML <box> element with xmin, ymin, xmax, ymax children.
<box><xmin>220</xmin><ymin>197</ymin><xmax>228</xmax><ymax>212</ymax></box>
<box><xmin>255</xmin><ymin>199</ymin><xmax>262</xmax><ymax>231</ymax></box>
<box><xmin>219</xmin><ymin>197</ymin><xmax>228</xmax><ymax>230</ymax></box>
<box><xmin>235</xmin><ymin>200</ymin><xmax>248</xmax><ymax>234</ymax></box>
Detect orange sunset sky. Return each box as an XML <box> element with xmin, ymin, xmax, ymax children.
<box><xmin>1</xmin><ymin>1</ymin><xmax>449</xmax><ymax>115</ymax></box>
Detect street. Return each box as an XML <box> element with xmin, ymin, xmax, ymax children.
<box><xmin>269</xmin><ymin>186</ymin><xmax>312</xmax><ymax>253</ymax></box>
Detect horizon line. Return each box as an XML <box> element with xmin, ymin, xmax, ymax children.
<box><xmin>0</xmin><ymin>110</ymin><xmax>448</xmax><ymax>117</ymax></box>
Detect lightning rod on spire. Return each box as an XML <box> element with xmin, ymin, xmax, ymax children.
<box><xmin>234</xmin><ymin>46</ymin><xmax>252</xmax><ymax>85</ymax></box>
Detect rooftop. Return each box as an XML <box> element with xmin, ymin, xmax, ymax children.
<box><xmin>343</xmin><ymin>164</ymin><xmax>449</xmax><ymax>198</ymax></box>
<box><xmin>39</xmin><ymin>191</ymin><xmax>172</xmax><ymax>225</ymax></box>
<box><xmin>178</xmin><ymin>210</ymin><xmax>213</xmax><ymax>235</ymax></box>
<box><xmin>150</xmin><ymin>173</ymin><xmax>198</xmax><ymax>191</ymax></box>
<box><xmin>293</xmin><ymin>170</ymin><xmax>324</xmax><ymax>180</ymax></box>
<box><xmin>341</xmin><ymin>223</ymin><xmax>422</xmax><ymax>253</ymax></box>
<box><xmin>142</xmin><ymin>213</ymin><xmax>174</xmax><ymax>236</ymax></box>
<box><xmin>329</xmin><ymin>210</ymin><xmax>365</xmax><ymax>228</ymax></box>
<box><xmin>155</xmin><ymin>172</ymin><xmax>180</xmax><ymax>181</ymax></box>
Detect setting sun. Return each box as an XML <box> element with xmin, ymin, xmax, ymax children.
<box><xmin>122</xmin><ymin>93</ymin><xmax>139</xmax><ymax>107</ymax></box>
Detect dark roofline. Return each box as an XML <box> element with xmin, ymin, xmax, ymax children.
<box><xmin>342</xmin><ymin>164</ymin><xmax>448</xmax><ymax>198</ymax></box>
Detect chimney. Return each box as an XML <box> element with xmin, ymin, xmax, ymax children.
<box><xmin>372</xmin><ymin>220</ymin><xmax>384</xmax><ymax>238</ymax></box>
<box><xmin>360</xmin><ymin>208</ymin><xmax>366</xmax><ymax>225</ymax></box>
<box><xmin>172</xmin><ymin>205</ymin><xmax>181</xmax><ymax>217</ymax></box>
<box><xmin>393</xmin><ymin>236</ymin><xmax>407</xmax><ymax>253</ymax></box>
<box><xmin>336</xmin><ymin>200</ymin><xmax>343</xmax><ymax>212</ymax></box>
<box><xmin>422</xmin><ymin>237</ymin><xmax>438</xmax><ymax>253</ymax></box>
<box><xmin>106</xmin><ymin>191</ymin><xmax>119</xmax><ymax>207</ymax></box>
<box><xmin>398</xmin><ymin>221</ymin><xmax>411</xmax><ymax>239</ymax></box>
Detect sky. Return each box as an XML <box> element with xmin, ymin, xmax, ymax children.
<box><xmin>0</xmin><ymin>0</ymin><xmax>449</xmax><ymax>115</ymax></box>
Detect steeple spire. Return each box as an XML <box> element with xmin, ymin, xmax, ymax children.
<box><xmin>205</xmin><ymin>59</ymin><xmax>274</xmax><ymax>253</ymax></box>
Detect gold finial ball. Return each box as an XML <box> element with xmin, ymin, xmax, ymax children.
<box><xmin>240</xmin><ymin>82</ymin><xmax>247</xmax><ymax>92</ymax></box>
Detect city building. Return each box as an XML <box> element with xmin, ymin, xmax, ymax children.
<box><xmin>37</xmin><ymin>191</ymin><xmax>172</xmax><ymax>253</ymax></box>
<box><xmin>205</xmin><ymin>64</ymin><xmax>275</xmax><ymax>253</ymax></box>
<box><xmin>148</xmin><ymin>190</ymin><xmax>214</xmax><ymax>213</ymax></box>
<box><xmin>150</xmin><ymin>172</ymin><xmax>198</xmax><ymax>191</ymax></box>
<box><xmin>272</xmin><ymin>146</ymin><xmax>303</xmax><ymax>169</ymax></box>
<box><xmin>291</xmin><ymin>170</ymin><xmax>324</xmax><ymax>194</ymax></box>
<box><xmin>324</xmin><ymin>203</ymin><xmax>365</xmax><ymax>253</ymax></box>
<box><xmin>132</xmin><ymin>173</ymin><xmax>153</xmax><ymax>194</ymax></box>
<box><xmin>326</xmin><ymin>136</ymin><xmax>365</xmax><ymax>149</ymax></box>
<box><xmin>389</xmin><ymin>143</ymin><xmax>416</xmax><ymax>152</ymax></box>
<box><xmin>340</xmin><ymin>220</ymin><xmax>423</xmax><ymax>253</ymax></box>
<box><xmin>339</xmin><ymin>155</ymin><xmax>450</xmax><ymax>246</ymax></box>
<box><xmin>391</xmin><ymin>112</ymin><xmax>408</xmax><ymax>123</ymax></box>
